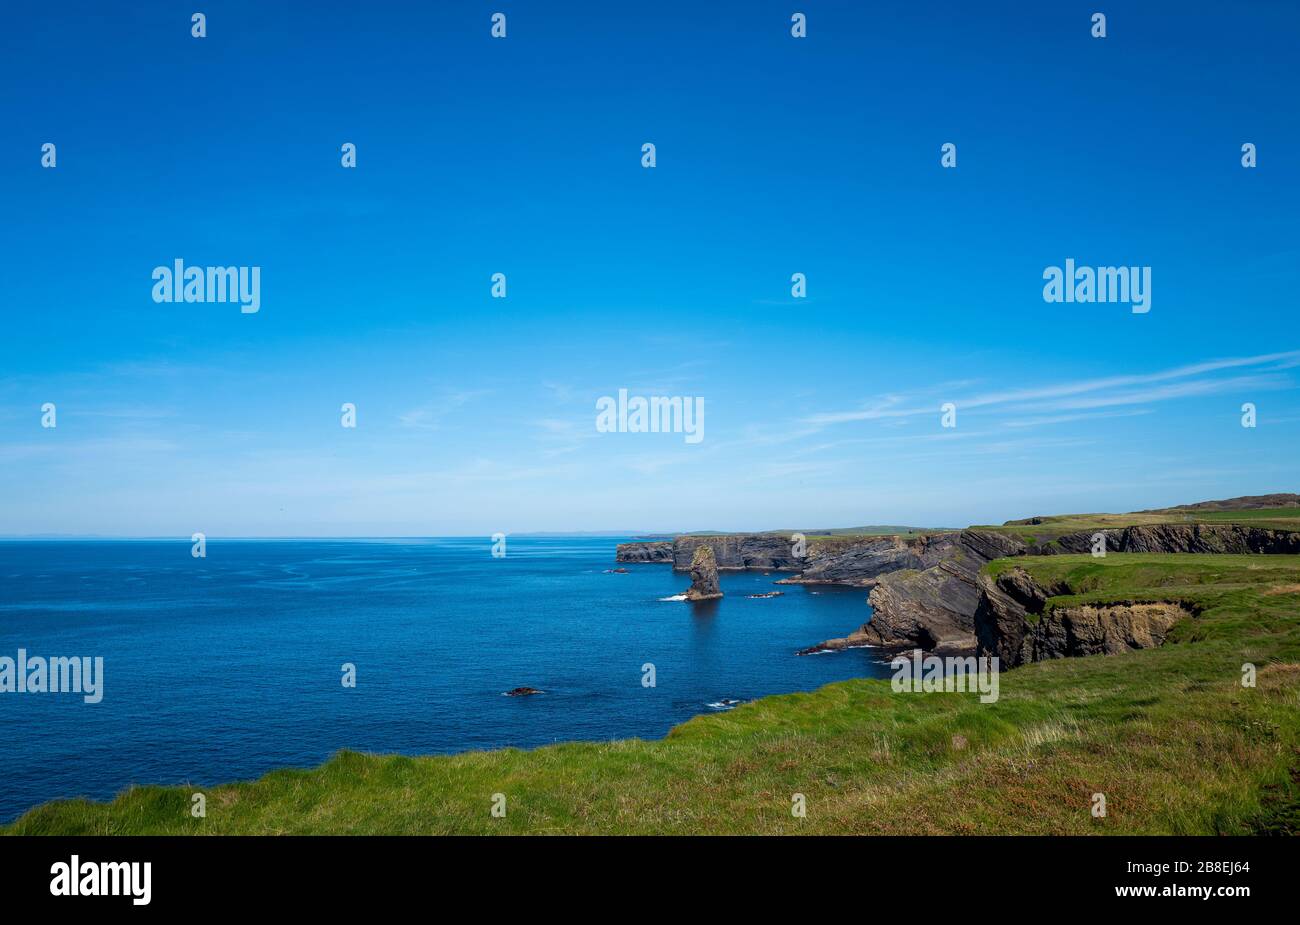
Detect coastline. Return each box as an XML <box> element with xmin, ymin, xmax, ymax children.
<box><xmin>7</xmin><ymin>501</ymin><xmax>1300</xmax><ymax>834</ymax></box>
<box><xmin>9</xmin><ymin>550</ymin><xmax>1299</xmax><ymax>834</ymax></box>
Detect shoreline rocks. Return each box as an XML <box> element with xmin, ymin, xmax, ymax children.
<box><xmin>504</xmin><ymin>687</ymin><xmax>544</xmax><ymax>697</ymax></box>
<box><xmin>796</xmin><ymin>633</ymin><xmax>877</xmax><ymax>656</ymax></box>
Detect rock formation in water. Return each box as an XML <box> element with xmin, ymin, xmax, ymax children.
<box><xmin>504</xmin><ymin>687</ymin><xmax>545</xmax><ymax>697</ymax></box>
<box><xmin>621</xmin><ymin>521</ymin><xmax>1295</xmax><ymax>655</ymax></box>
<box><xmin>684</xmin><ymin>545</ymin><xmax>723</xmax><ymax>601</ymax></box>
<box><xmin>974</xmin><ymin>566</ymin><xmax>1190</xmax><ymax>667</ymax></box>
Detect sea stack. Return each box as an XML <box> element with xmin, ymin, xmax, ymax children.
<box><xmin>685</xmin><ymin>545</ymin><xmax>724</xmax><ymax>601</ymax></box>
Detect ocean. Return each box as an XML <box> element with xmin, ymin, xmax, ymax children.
<box><xmin>0</xmin><ymin>537</ymin><xmax>888</xmax><ymax>822</ymax></box>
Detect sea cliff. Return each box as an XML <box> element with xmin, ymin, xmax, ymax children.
<box><xmin>973</xmin><ymin>565</ymin><xmax>1191</xmax><ymax>667</ymax></box>
<box><xmin>618</xmin><ymin>521</ymin><xmax>1300</xmax><ymax>655</ymax></box>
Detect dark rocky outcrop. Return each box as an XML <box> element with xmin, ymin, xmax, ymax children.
<box><xmin>858</xmin><ymin>564</ymin><xmax>984</xmax><ymax>651</ymax></box>
<box><xmin>974</xmin><ymin>567</ymin><xmax>1190</xmax><ymax>667</ymax></box>
<box><xmin>620</xmin><ymin>529</ymin><xmax>1023</xmax><ymax>583</ymax></box>
<box><xmin>1029</xmin><ymin>524</ymin><xmax>1300</xmax><ymax>556</ymax></box>
<box><xmin>673</xmin><ymin>535</ymin><xmax>800</xmax><ymax>570</ymax></box>
<box><xmin>805</xmin><ymin>530</ymin><xmax>1027</xmax><ymax>653</ymax></box>
<box><xmin>792</xmin><ymin>533</ymin><xmax>948</xmax><ymax>584</ymax></box>
<box><xmin>620</xmin><ymin>533</ymin><xmax>852</xmax><ymax>571</ymax></box>
<box><xmin>504</xmin><ymin>687</ymin><xmax>545</xmax><ymax>697</ymax></box>
<box><xmin>684</xmin><ymin>545</ymin><xmax>723</xmax><ymax>601</ymax></box>
<box><xmin>797</xmin><ymin>632</ymin><xmax>875</xmax><ymax>655</ymax></box>
<box><xmin>614</xmin><ymin>541</ymin><xmax>673</xmax><ymax>563</ymax></box>
<box><xmin>855</xmin><ymin>525</ymin><xmax>1290</xmax><ymax>653</ymax></box>
<box><xmin>974</xmin><ymin>566</ymin><xmax>1071</xmax><ymax>666</ymax></box>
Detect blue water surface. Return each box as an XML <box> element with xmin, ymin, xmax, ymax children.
<box><xmin>0</xmin><ymin>538</ymin><xmax>887</xmax><ymax>821</ymax></box>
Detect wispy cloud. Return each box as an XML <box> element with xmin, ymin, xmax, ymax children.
<box><xmin>1002</xmin><ymin>408</ymin><xmax>1154</xmax><ymax>429</ymax></box>
<box><xmin>802</xmin><ymin>350</ymin><xmax>1300</xmax><ymax>430</ymax></box>
<box><xmin>532</xmin><ymin>416</ymin><xmax>600</xmax><ymax>457</ymax></box>
<box><xmin>398</xmin><ymin>390</ymin><xmax>491</xmax><ymax>430</ymax></box>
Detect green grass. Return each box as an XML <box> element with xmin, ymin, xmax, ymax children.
<box><xmin>1193</xmin><ymin>507</ymin><xmax>1300</xmax><ymax>530</ymax></box>
<box><xmin>8</xmin><ymin>554</ymin><xmax>1300</xmax><ymax>835</ymax></box>
<box><xmin>680</xmin><ymin>527</ymin><xmax>954</xmax><ymax>540</ymax></box>
<box><xmin>975</xmin><ymin>507</ymin><xmax>1300</xmax><ymax>545</ymax></box>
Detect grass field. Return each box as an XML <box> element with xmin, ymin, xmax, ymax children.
<box><xmin>977</xmin><ymin>506</ymin><xmax>1300</xmax><ymax>545</ymax></box>
<box><xmin>7</xmin><ymin>553</ymin><xmax>1299</xmax><ymax>835</ymax></box>
<box><xmin>1195</xmin><ymin>507</ymin><xmax>1300</xmax><ymax>530</ymax></box>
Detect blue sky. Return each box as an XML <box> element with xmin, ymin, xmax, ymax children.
<box><xmin>1</xmin><ymin>1</ymin><xmax>1297</xmax><ymax>536</ymax></box>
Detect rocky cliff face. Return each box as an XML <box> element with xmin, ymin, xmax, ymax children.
<box><xmin>817</xmin><ymin>530</ymin><xmax>1026</xmax><ymax>652</ymax></box>
<box><xmin>793</xmin><ymin>533</ymin><xmax>953</xmax><ymax>584</ymax></box>
<box><xmin>670</xmin><ymin>535</ymin><xmax>801</xmax><ymax>570</ymax></box>
<box><xmin>1029</xmin><ymin>524</ymin><xmax>1300</xmax><ymax>556</ymax></box>
<box><xmin>617</xmin><ymin>530</ymin><xmax>1004</xmax><ymax>579</ymax></box>
<box><xmin>822</xmin><ymin>524</ymin><xmax>1290</xmax><ymax>653</ymax></box>
<box><xmin>974</xmin><ymin>566</ymin><xmax>1190</xmax><ymax>667</ymax></box>
<box><xmin>618</xmin><ymin>522</ymin><xmax>1291</xmax><ymax>658</ymax></box>
<box><xmin>614</xmin><ymin>540</ymin><xmax>673</xmax><ymax>563</ymax></box>
<box><xmin>684</xmin><ymin>545</ymin><xmax>723</xmax><ymax>601</ymax></box>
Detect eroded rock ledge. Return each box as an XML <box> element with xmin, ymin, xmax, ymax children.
<box><xmin>974</xmin><ymin>566</ymin><xmax>1192</xmax><ymax>667</ymax></box>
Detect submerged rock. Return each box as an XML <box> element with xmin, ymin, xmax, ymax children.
<box><xmin>796</xmin><ymin>634</ymin><xmax>874</xmax><ymax>656</ymax></box>
<box><xmin>747</xmin><ymin>591</ymin><xmax>785</xmax><ymax>599</ymax></box>
<box><xmin>504</xmin><ymin>686</ymin><xmax>545</xmax><ymax>697</ymax></box>
<box><xmin>707</xmin><ymin>698</ymin><xmax>744</xmax><ymax>710</ymax></box>
<box><xmin>684</xmin><ymin>545</ymin><xmax>723</xmax><ymax>601</ymax></box>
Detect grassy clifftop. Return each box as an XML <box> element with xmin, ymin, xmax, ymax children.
<box><xmin>8</xmin><ymin>553</ymin><xmax>1300</xmax><ymax>835</ymax></box>
<box><xmin>977</xmin><ymin>505</ymin><xmax>1300</xmax><ymax>545</ymax></box>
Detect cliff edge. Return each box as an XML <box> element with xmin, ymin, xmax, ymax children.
<box><xmin>974</xmin><ymin>565</ymin><xmax>1191</xmax><ymax>667</ymax></box>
